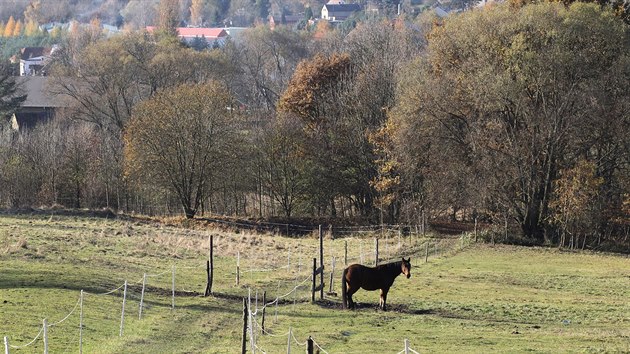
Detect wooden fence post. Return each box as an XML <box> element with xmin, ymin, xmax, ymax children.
<box><xmin>241</xmin><ymin>298</ymin><xmax>247</xmax><ymax>354</ymax></box>
<box><xmin>404</xmin><ymin>338</ymin><xmax>410</xmax><ymax>354</ymax></box>
<box><xmin>293</xmin><ymin>275</ymin><xmax>297</xmax><ymax>309</ymax></box>
<box><xmin>312</xmin><ymin>258</ymin><xmax>324</xmax><ymax>302</ymax></box>
<box><xmin>139</xmin><ymin>273</ymin><xmax>146</xmax><ymax>319</ymax></box>
<box><xmin>210</xmin><ymin>235</ymin><xmax>214</xmax><ymax>293</ymax></box>
<box><xmin>319</xmin><ymin>225</ymin><xmax>324</xmax><ymax>300</ymax></box>
<box><xmin>307</xmin><ymin>336</ymin><xmax>314</xmax><ymax>354</ymax></box>
<box><xmin>287</xmin><ymin>327</ymin><xmax>292</xmax><ymax>354</ymax></box>
<box><xmin>344</xmin><ymin>240</ymin><xmax>348</xmax><ymax>266</ymax></box>
<box><xmin>205</xmin><ymin>234</ymin><xmax>214</xmax><ymax>296</ymax></box>
<box><xmin>236</xmin><ymin>251</ymin><xmax>240</xmax><ymax>286</ymax></box>
<box><xmin>275</xmin><ymin>281</ymin><xmax>280</xmax><ymax>322</ymax></box>
<box><xmin>172</xmin><ymin>265</ymin><xmax>176</xmax><ymax>310</ymax></box>
<box><xmin>4</xmin><ymin>336</ymin><xmax>8</xmax><ymax>354</ymax></box>
<box><xmin>474</xmin><ymin>217</ymin><xmax>478</xmax><ymax>243</ymax></box>
<box><xmin>312</xmin><ymin>258</ymin><xmax>317</xmax><ymax>302</ymax></box>
<box><xmin>43</xmin><ymin>319</ymin><xmax>48</xmax><ymax>354</ymax></box>
<box><xmin>120</xmin><ymin>280</ymin><xmax>127</xmax><ymax>337</ymax></box>
<box><xmin>248</xmin><ymin>289</ymin><xmax>254</xmax><ymax>352</ymax></box>
<box><xmin>261</xmin><ymin>291</ymin><xmax>266</xmax><ymax>335</ymax></box>
<box><xmin>79</xmin><ymin>290</ymin><xmax>84</xmax><ymax>354</ymax></box>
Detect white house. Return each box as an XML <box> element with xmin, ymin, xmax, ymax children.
<box><xmin>321</xmin><ymin>3</ymin><xmax>362</xmax><ymax>21</ymax></box>
<box><xmin>18</xmin><ymin>47</ymin><xmax>56</xmax><ymax>76</ymax></box>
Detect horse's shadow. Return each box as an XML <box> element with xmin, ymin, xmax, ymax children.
<box><xmin>314</xmin><ymin>299</ymin><xmax>435</xmax><ymax>315</ymax></box>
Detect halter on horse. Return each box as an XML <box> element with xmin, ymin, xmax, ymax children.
<box><xmin>341</xmin><ymin>257</ymin><xmax>411</xmax><ymax>311</ymax></box>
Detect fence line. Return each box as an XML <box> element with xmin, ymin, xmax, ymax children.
<box><xmin>201</xmin><ymin>216</ymin><xmax>435</xmax><ymax>237</ymax></box>
<box><xmin>47</xmin><ymin>296</ymin><xmax>81</xmax><ymax>328</ymax></box>
<box><xmin>249</xmin><ymin>273</ymin><xmax>313</xmax><ymax>323</ymax></box>
<box><xmin>311</xmin><ymin>337</ymin><xmax>330</xmax><ymax>354</ymax></box>
<box><xmin>6</xmin><ymin>325</ymin><xmax>43</xmax><ymax>349</ymax></box>
<box><xmin>396</xmin><ymin>339</ymin><xmax>421</xmax><ymax>354</ymax></box>
<box><xmin>4</xmin><ymin>225</ymin><xmax>472</xmax><ymax>353</ymax></box>
<box><xmin>83</xmin><ymin>283</ymin><xmax>126</xmax><ymax>296</ymax></box>
<box><xmin>290</xmin><ymin>329</ymin><xmax>307</xmax><ymax>347</ymax></box>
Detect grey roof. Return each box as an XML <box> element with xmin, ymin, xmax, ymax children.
<box><xmin>324</xmin><ymin>3</ymin><xmax>362</xmax><ymax>11</ymax></box>
<box><xmin>15</xmin><ymin>77</ymin><xmax>69</xmax><ymax>108</ymax></box>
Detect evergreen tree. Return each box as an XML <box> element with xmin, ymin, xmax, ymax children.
<box><xmin>190</xmin><ymin>35</ymin><xmax>209</xmax><ymax>51</ymax></box>
<box><xmin>256</xmin><ymin>0</ymin><xmax>270</xmax><ymax>21</ymax></box>
<box><xmin>0</xmin><ymin>63</ymin><xmax>27</xmax><ymax>125</ymax></box>
<box><xmin>304</xmin><ymin>7</ymin><xmax>313</xmax><ymax>20</ymax></box>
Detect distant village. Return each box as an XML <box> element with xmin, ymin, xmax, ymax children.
<box><xmin>6</xmin><ymin>0</ymin><xmax>475</xmax><ymax>131</ymax></box>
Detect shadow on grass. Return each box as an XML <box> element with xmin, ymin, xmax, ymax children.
<box><xmin>311</xmin><ymin>298</ymin><xmax>440</xmax><ymax>316</ymax></box>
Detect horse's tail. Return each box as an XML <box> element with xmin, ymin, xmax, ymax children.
<box><xmin>341</xmin><ymin>267</ymin><xmax>348</xmax><ymax>309</ymax></box>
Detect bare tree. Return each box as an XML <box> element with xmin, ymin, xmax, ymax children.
<box><xmin>389</xmin><ymin>2</ymin><xmax>630</xmax><ymax>242</ymax></box>
<box><xmin>125</xmin><ymin>82</ymin><xmax>242</xmax><ymax>218</ymax></box>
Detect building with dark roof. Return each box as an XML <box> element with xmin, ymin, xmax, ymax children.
<box><xmin>321</xmin><ymin>3</ymin><xmax>362</xmax><ymax>21</ymax></box>
<box><xmin>18</xmin><ymin>47</ymin><xmax>55</xmax><ymax>76</ymax></box>
<box><xmin>11</xmin><ymin>77</ymin><xmax>68</xmax><ymax>131</ymax></box>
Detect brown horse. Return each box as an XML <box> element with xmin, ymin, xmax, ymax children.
<box><xmin>341</xmin><ymin>258</ymin><xmax>411</xmax><ymax>311</ymax></box>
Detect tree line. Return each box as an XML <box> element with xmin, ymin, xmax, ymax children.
<box><xmin>0</xmin><ymin>1</ymin><xmax>629</xmax><ymax>250</ymax></box>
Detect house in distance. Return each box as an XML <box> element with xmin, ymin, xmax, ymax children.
<box><xmin>321</xmin><ymin>1</ymin><xmax>362</xmax><ymax>21</ymax></box>
<box><xmin>12</xmin><ymin>47</ymin><xmax>56</xmax><ymax>76</ymax></box>
<box><xmin>145</xmin><ymin>26</ymin><xmax>229</xmax><ymax>47</ymax></box>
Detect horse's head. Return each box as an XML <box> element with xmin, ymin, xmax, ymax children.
<box><xmin>401</xmin><ymin>257</ymin><xmax>411</xmax><ymax>279</ymax></box>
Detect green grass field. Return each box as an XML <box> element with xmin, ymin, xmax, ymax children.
<box><xmin>1</xmin><ymin>213</ymin><xmax>628</xmax><ymax>353</ymax></box>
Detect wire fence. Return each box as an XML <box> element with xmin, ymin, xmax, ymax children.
<box><xmin>199</xmin><ymin>216</ymin><xmax>437</xmax><ymax>238</ymax></box>
<box><xmin>2</xmin><ymin>222</ymin><xmax>476</xmax><ymax>353</ymax></box>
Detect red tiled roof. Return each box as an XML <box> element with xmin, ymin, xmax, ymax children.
<box><xmin>145</xmin><ymin>26</ymin><xmax>228</xmax><ymax>39</ymax></box>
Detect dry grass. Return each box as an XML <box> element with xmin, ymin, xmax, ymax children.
<box><xmin>2</xmin><ymin>213</ymin><xmax>627</xmax><ymax>353</ymax></box>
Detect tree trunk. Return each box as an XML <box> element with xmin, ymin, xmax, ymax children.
<box><xmin>183</xmin><ymin>206</ymin><xmax>196</xmax><ymax>219</ymax></box>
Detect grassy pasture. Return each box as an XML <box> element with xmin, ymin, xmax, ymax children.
<box><xmin>0</xmin><ymin>213</ymin><xmax>628</xmax><ymax>353</ymax></box>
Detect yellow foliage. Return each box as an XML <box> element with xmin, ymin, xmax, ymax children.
<box><xmin>49</xmin><ymin>27</ymin><xmax>61</xmax><ymax>39</ymax></box>
<box><xmin>13</xmin><ymin>20</ymin><xmax>23</xmax><ymax>36</ymax></box>
<box><xmin>90</xmin><ymin>17</ymin><xmax>101</xmax><ymax>30</ymax></box>
<box><xmin>24</xmin><ymin>20</ymin><xmax>39</xmax><ymax>37</ymax></box>
<box><xmin>190</xmin><ymin>0</ymin><xmax>204</xmax><ymax>26</ymax></box>
<box><xmin>278</xmin><ymin>53</ymin><xmax>352</xmax><ymax>123</ymax></box>
<box><xmin>550</xmin><ymin>159</ymin><xmax>603</xmax><ymax>229</ymax></box>
<box><xmin>4</xmin><ymin>16</ymin><xmax>16</xmax><ymax>37</ymax></box>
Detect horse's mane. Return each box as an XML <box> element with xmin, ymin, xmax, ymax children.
<box><xmin>385</xmin><ymin>260</ymin><xmax>402</xmax><ymax>268</ymax></box>
<box><xmin>378</xmin><ymin>259</ymin><xmax>403</xmax><ymax>272</ymax></box>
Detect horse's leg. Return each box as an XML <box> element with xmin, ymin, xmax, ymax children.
<box><xmin>347</xmin><ymin>285</ymin><xmax>359</xmax><ymax>310</ymax></box>
<box><xmin>381</xmin><ymin>287</ymin><xmax>390</xmax><ymax>311</ymax></box>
